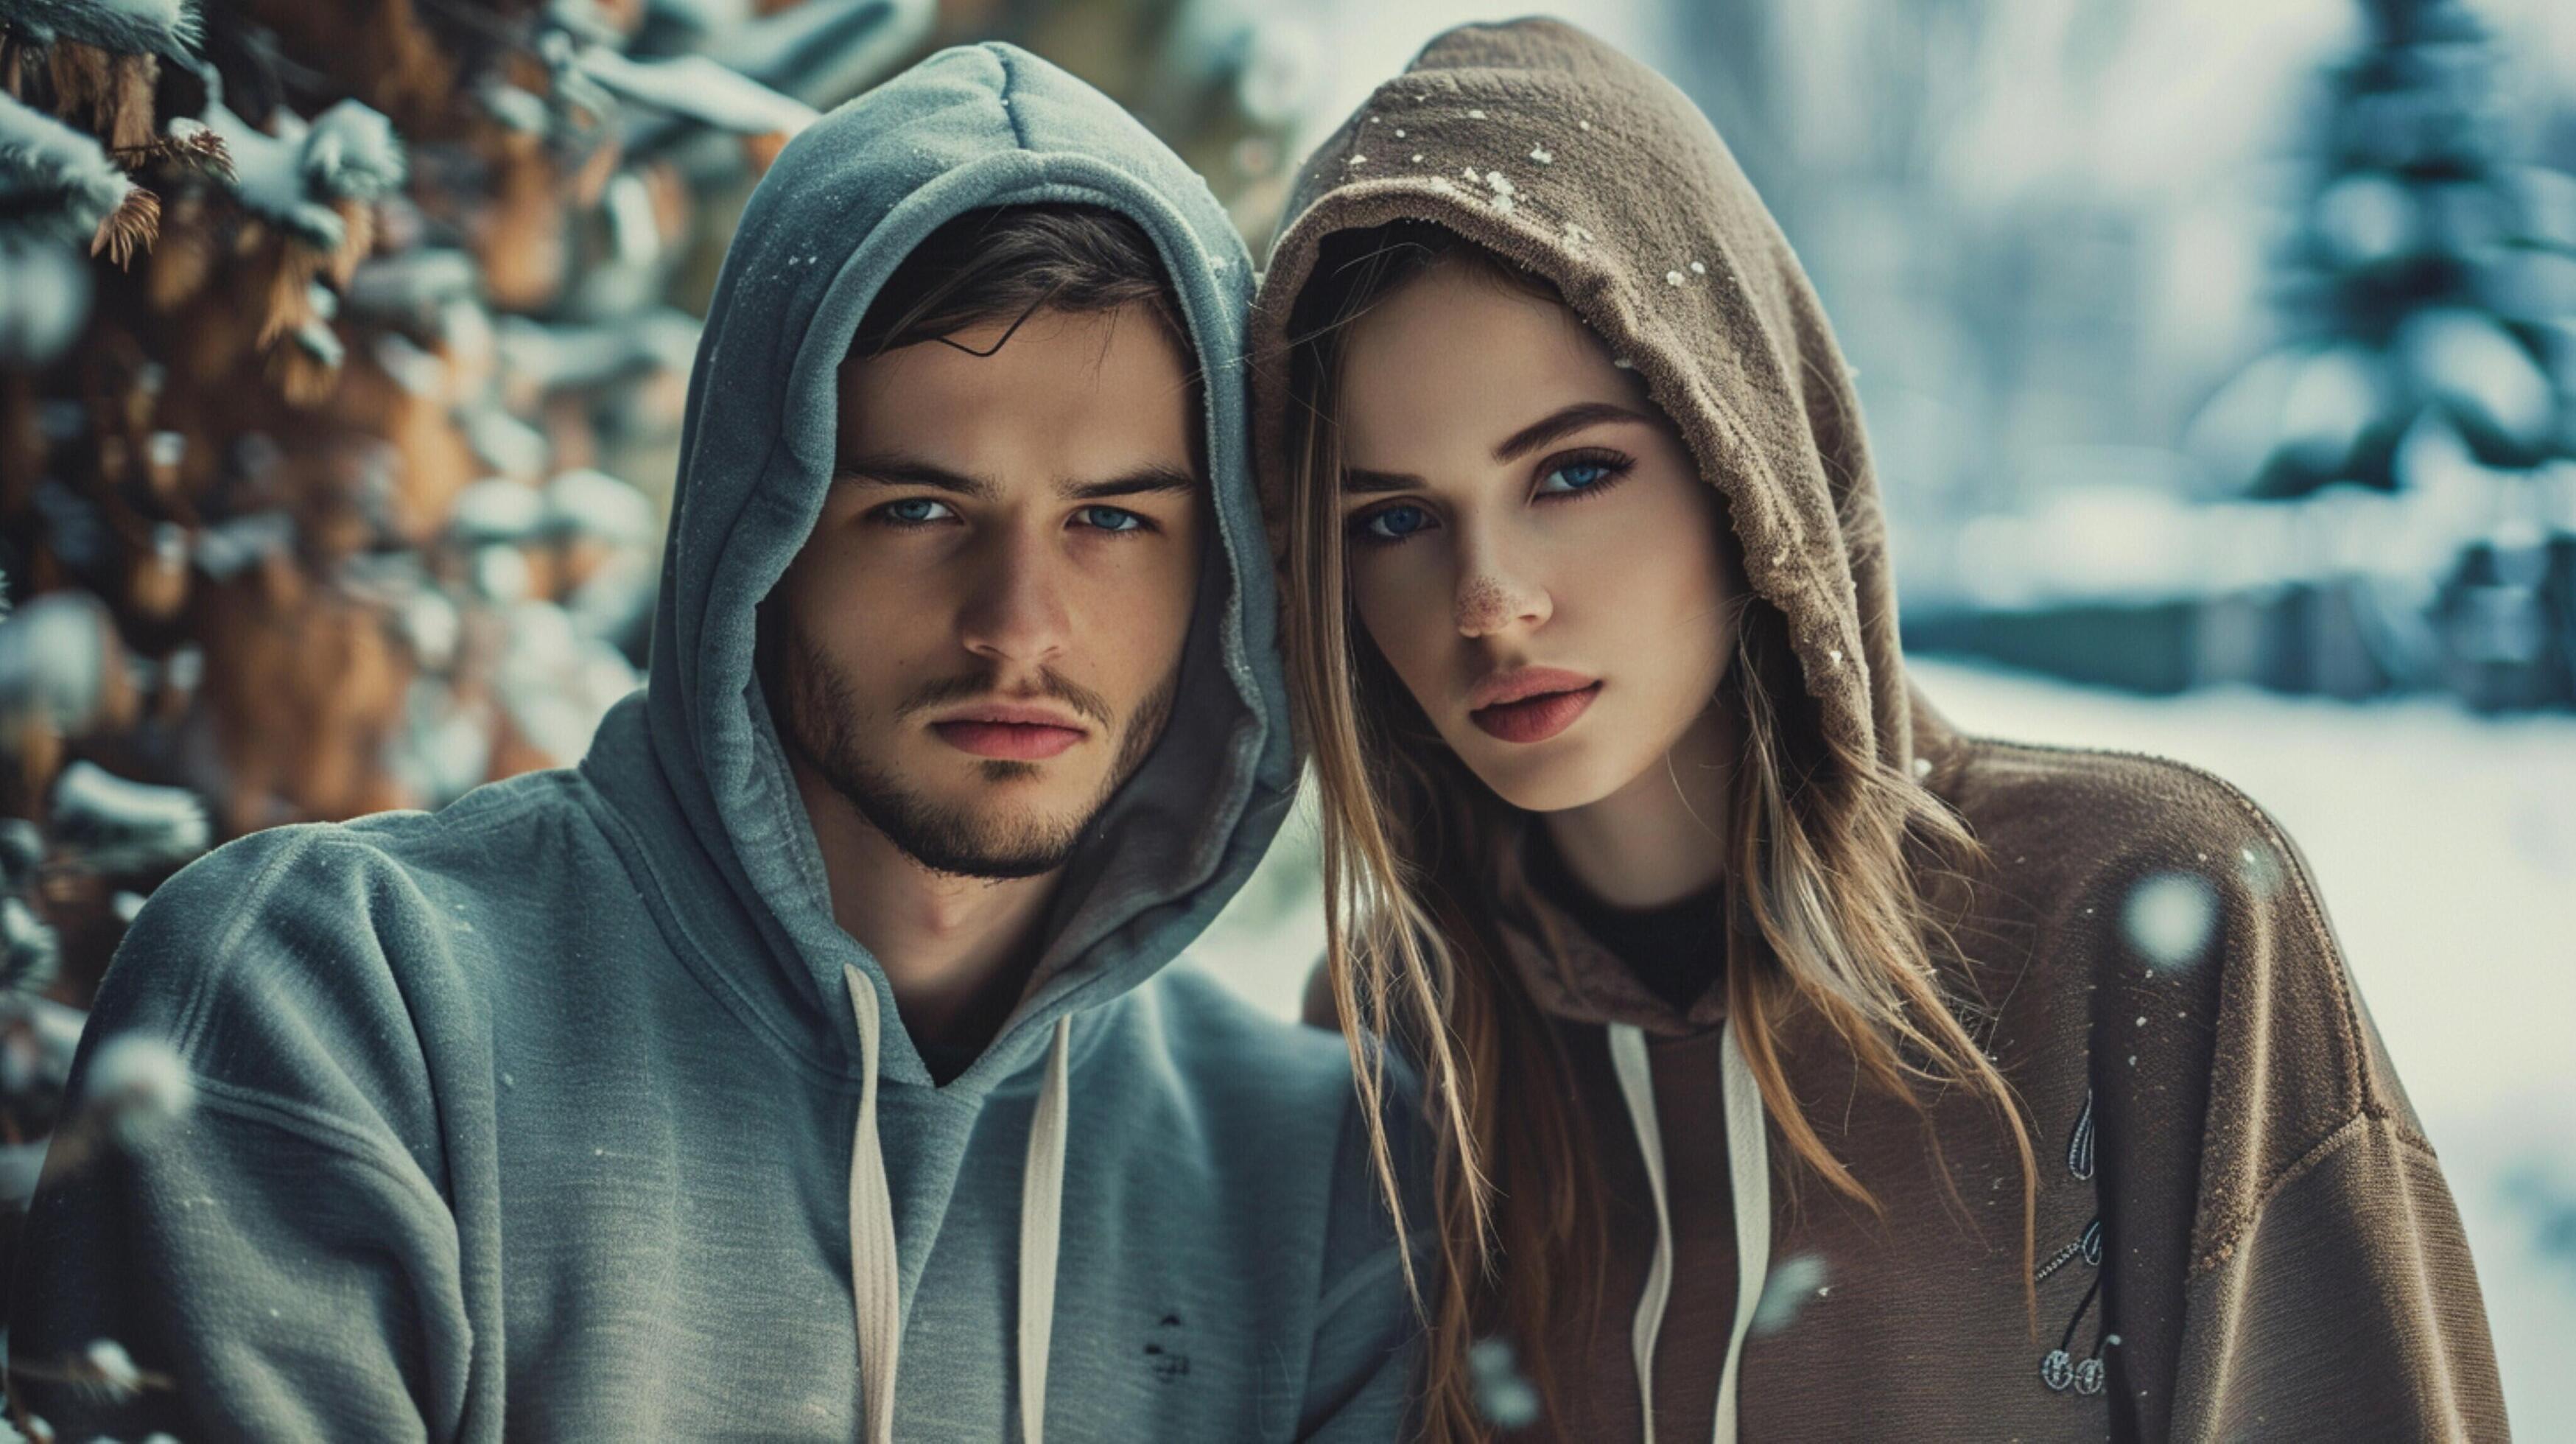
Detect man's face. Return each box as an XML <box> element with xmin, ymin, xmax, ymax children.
<box><xmin>766</xmin><ymin>304</ymin><xmax>1204</xmax><ymax>879</ymax></box>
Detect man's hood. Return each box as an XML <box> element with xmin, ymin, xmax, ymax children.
<box><xmin>585</xmin><ymin>42</ymin><xmax>1294</xmax><ymax>1088</ymax></box>
<box><xmin>1250</xmin><ymin>16</ymin><xmax>1922</xmax><ymax>785</ymax></box>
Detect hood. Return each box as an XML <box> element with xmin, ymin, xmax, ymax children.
<box><xmin>586</xmin><ymin>41</ymin><xmax>1295</xmax><ymax>1090</ymax></box>
<box><xmin>1249</xmin><ymin>16</ymin><xmax>1954</xmax><ymax>1032</ymax></box>
<box><xmin>1251</xmin><ymin>15</ymin><xmax>1920</xmax><ymax>789</ymax></box>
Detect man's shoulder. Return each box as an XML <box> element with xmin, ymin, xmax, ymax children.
<box><xmin>102</xmin><ymin>768</ymin><xmax>604</xmax><ymax>1028</ymax></box>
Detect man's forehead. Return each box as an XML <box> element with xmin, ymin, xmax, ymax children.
<box><xmin>833</xmin><ymin>305</ymin><xmax>1200</xmax><ymax>483</ymax></box>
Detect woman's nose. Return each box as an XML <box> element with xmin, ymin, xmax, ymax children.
<box><xmin>1453</xmin><ymin>566</ymin><xmax>1550</xmax><ymax>638</ymax></box>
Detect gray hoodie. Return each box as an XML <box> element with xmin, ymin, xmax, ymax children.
<box><xmin>8</xmin><ymin>43</ymin><xmax>1417</xmax><ymax>1443</ymax></box>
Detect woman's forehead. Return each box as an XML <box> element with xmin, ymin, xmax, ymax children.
<box><xmin>1338</xmin><ymin>267</ymin><xmax>1646</xmax><ymax>470</ymax></box>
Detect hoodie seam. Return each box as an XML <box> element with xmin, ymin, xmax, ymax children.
<box><xmin>186</xmin><ymin>1071</ymin><xmax>456</xmax><ymax>1216</ymax></box>
<box><xmin>988</xmin><ymin>44</ymin><xmax>1032</xmax><ymax>150</ymax></box>
<box><xmin>164</xmin><ymin>828</ymin><xmax>329</xmax><ymax>1062</ymax></box>
<box><xmin>2186</xmin><ymin>1107</ymin><xmax>2432</xmax><ymax>1277</ymax></box>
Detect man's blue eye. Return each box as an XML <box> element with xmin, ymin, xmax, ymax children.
<box><xmin>1079</xmin><ymin>506</ymin><xmax>1145</xmax><ymax>533</ymax></box>
<box><xmin>1361</xmin><ymin>505</ymin><xmax>1432</xmax><ymax>541</ymax></box>
<box><xmin>882</xmin><ymin>498</ymin><xmax>954</xmax><ymax>525</ymax></box>
<box><xmin>1541</xmin><ymin>460</ymin><xmax>1612</xmax><ymax>491</ymax></box>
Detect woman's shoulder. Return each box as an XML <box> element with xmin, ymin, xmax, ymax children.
<box><xmin>1932</xmin><ymin>728</ymin><xmax>2432</xmax><ymax>1272</ymax></box>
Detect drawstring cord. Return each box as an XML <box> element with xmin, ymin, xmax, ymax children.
<box><xmin>844</xmin><ymin>963</ymin><xmax>1072</xmax><ymax>1443</ymax></box>
<box><xmin>1607</xmin><ymin>1019</ymin><xmax>1771</xmax><ymax>1444</ymax></box>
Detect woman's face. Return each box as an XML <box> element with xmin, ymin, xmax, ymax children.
<box><xmin>1333</xmin><ymin>262</ymin><xmax>1741</xmax><ymax>814</ymax></box>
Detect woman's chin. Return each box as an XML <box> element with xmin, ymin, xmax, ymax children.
<box><xmin>1453</xmin><ymin>734</ymin><xmax>1634</xmax><ymax>816</ymax></box>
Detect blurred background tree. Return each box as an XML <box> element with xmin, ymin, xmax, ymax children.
<box><xmin>2200</xmin><ymin>0</ymin><xmax>2576</xmax><ymax>708</ymax></box>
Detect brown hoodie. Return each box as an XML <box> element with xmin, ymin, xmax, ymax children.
<box><xmin>1249</xmin><ymin>18</ymin><xmax>2507</xmax><ymax>1443</ymax></box>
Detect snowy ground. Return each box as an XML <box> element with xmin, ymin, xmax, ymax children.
<box><xmin>1192</xmin><ymin>656</ymin><xmax>2576</xmax><ymax>1431</ymax></box>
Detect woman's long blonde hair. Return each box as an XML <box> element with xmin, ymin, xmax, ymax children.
<box><xmin>1279</xmin><ymin>222</ymin><xmax>2039</xmax><ymax>1440</ymax></box>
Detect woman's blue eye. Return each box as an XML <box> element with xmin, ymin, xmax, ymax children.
<box><xmin>1078</xmin><ymin>506</ymin><xmax>1146</xmax><ymax>533</ymax></box>
<box><xmin>1360</xmin><ymin>505</ymin><xmax>1433</xmax><ymax>542</ymax></box>
<box><xmin>1540</xmin><ymin>460</ymin><xmax>1613</xmax><ymax>492</ymax></box>
<box><xmin>882</xmin><ymin>498</ymin><xmax>955</xmax><ymax>525</ymax></box>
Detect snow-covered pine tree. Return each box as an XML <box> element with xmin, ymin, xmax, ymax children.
<box><xmin>2196</xmin><ymin>0</ymin><xmax>2576</xmax><ymax>708</ymax></box>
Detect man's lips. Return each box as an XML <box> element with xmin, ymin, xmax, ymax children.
<box><xmin>928</xmin><ymin>704</ymin><xmax>1089</xmax><ymax>760</ymax></box>
<box><xmin>1467</xmin><ymin>667</ymin><xmax>1601</xmax><ymax>746</ymax></box>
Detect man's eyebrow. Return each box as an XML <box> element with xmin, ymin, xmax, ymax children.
<box><xmin>832</xmin><ymin>455</ymin><xmax>998</xmax><ymax>500</ymax></box>
<box><xmin>1493</xmin><ymin>401</ymin><xmax>1653</xmax><ymax>463</ymax></box>
<box><xmin>1061</xmin><ymin>465</ymin><xmax>1199</xmax><ymax>502</ymax></box>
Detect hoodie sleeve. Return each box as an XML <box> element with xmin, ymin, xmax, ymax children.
<box><xmin>1294</xmin><ymin>1054</ymin><xmax>1431</xmax><ymax>1441</ymax></box>
<box><xmin>2168</xmin><ymin>1096</ymin><xmax>2504</xmax><ymax>1439</ymax></box>
<box><xmin>2080</xmin><ymin>764</ymin><xmax>2508</xmax><ymax>1441</ymax></box>
<box><xmin>5</xmin><ymin>830</ymin><xmax>477</xmax><ymax>1443</ymax></box>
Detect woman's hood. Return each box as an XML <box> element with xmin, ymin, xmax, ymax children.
<box><xmin>1249</xmin><ymin>15</ymin><xmax>1931</xmax><ymax>790</ymax></box>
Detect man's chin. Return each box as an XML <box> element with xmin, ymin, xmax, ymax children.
<box><xmin>846</xmin><ymin>772</ymin><xmax>1102</xmax><ymax>881</ymax></box>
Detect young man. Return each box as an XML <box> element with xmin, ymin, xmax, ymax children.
<box><xmin>10</xmin><ymin>46</ymin><xmax>1416</xmax><ymax>1441</ymax></box>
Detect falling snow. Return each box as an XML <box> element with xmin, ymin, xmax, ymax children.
<box><xmin>2124</xmin><ymin>872</ymin><xmax>2219</xmax><ymax>967</ymax></box>
<box><xmin>1752</xmin><ymin>1252</ymin><xmax>1830</xmax><ymax>1336</ymax></box>
<box><xmin>1530</xmin><ymin>146</ymin><xmax>1553</xmax><ymax>164</ymax></box>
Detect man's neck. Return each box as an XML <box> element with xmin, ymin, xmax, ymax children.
<box><xmin>787</xmin><ymin>763</ymin><xmax>1061</xmax><ymax>1059</ymax></box>
<box><xmin>1541</xmin><ymin>701</ymin><xmax>1736</xmax><ymax>909</ymax></box>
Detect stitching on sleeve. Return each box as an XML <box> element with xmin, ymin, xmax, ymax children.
<box><xmin>166</xmin><ymin>830</ymin><xmax>331</xmax><ymax>1062</ymax></box>
<box><xmin>189</xmin><ymin>1073</ymin><xmax>455</xmax><ymax>1218</ymax></box>
<box><xmin>2186</xmin><ymin>1110</ymin><xmax>2431</xmax><ymax>1277</ymax></box>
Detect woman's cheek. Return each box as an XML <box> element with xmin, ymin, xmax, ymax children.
<box><xmin>1351</xmin><ymin>560</ymin><xmax>1447</xmax><ymax>709</ymax></box>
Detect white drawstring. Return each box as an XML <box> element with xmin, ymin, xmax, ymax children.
<box><xmin>845</xmin><ymin>963</ymin><xmax>1072</xmax><ymax>1443</ymax></box>
<box><xmin>1017</xmin><ymin>1012</ymin><xmax>1073</xmax><ymax>1444</ymax></box>
<box><xmin>845</xmin><ymin>965</ymin><xmax>904</xmax><ymax>1444</ymax></box>
<box><xmin>1607</xmin><ymin>1020</ymin><xmax>1771</xmax><ymax>1444</ymax></box>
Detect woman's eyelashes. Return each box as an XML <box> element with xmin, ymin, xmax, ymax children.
<box><xmin>1343</xmin><ymin>447</ymin><xmax>1638</xmax><ymax>547</ymax></box>
<box><xmin>1532</xmin><ymin>447</ymin><xmax>1634</xmax><ymax>498</ymax></box>
<box><xmin>1350</xmin><ymin>501</ymin><xmax>1439</xmax><ymax>546</ymax></box>
<box><xmin>866</xmin><ymin>498</ymin><xmax>1159</xmax><ymax>535</ymax></box>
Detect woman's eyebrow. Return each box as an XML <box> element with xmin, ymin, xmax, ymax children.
<box><xmin>1341</xmin><ymin>467</ymin><xmax>1422</xmax><ymax>495</ymax></box>
<box><xmin>1492</xmin><ymin>401</ymin><xmax>1652</xmax><ymax>463</ymax></box>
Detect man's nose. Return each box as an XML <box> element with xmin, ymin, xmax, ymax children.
<box><xmin>957</xmin><ymin>525</ymin><xmax>1072</xmax><ymax>667</ymax></box>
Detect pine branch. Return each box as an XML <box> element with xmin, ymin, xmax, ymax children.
<box><xmin>0</xmin><ymin>0</ymin><xmax>200</xmax><ymax>61</ymax></box>
<box><xmin>0</xmin><ymin>88</ymin><xmax>134</xmax><ymax>243</ymax></box>
<box><xmin>85</xmin><ymin>181</ymin><xmax>153</xmax><ymax>264</ymax></box>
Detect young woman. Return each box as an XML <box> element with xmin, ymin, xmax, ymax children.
<box><xmin>1249</xmin><ymin>18</ymin><xmax>2507</xmax><ymax>1443</ymax></box>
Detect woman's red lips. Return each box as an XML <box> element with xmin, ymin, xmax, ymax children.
<box><xmin>929</xmin><ymin>704</ymin><xmax>1087</xmax><ymax>760</ymax></box>
<box><xmin>1470</xmin><ymin>680</ymin><xmax>1601</xmax><ymax>744</ymax></box>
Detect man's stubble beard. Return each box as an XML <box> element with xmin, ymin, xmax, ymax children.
<box><xmin>773</xmin><ymin>617</ymin><xmax>1180</xmax><ymax>880</ymax></box>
